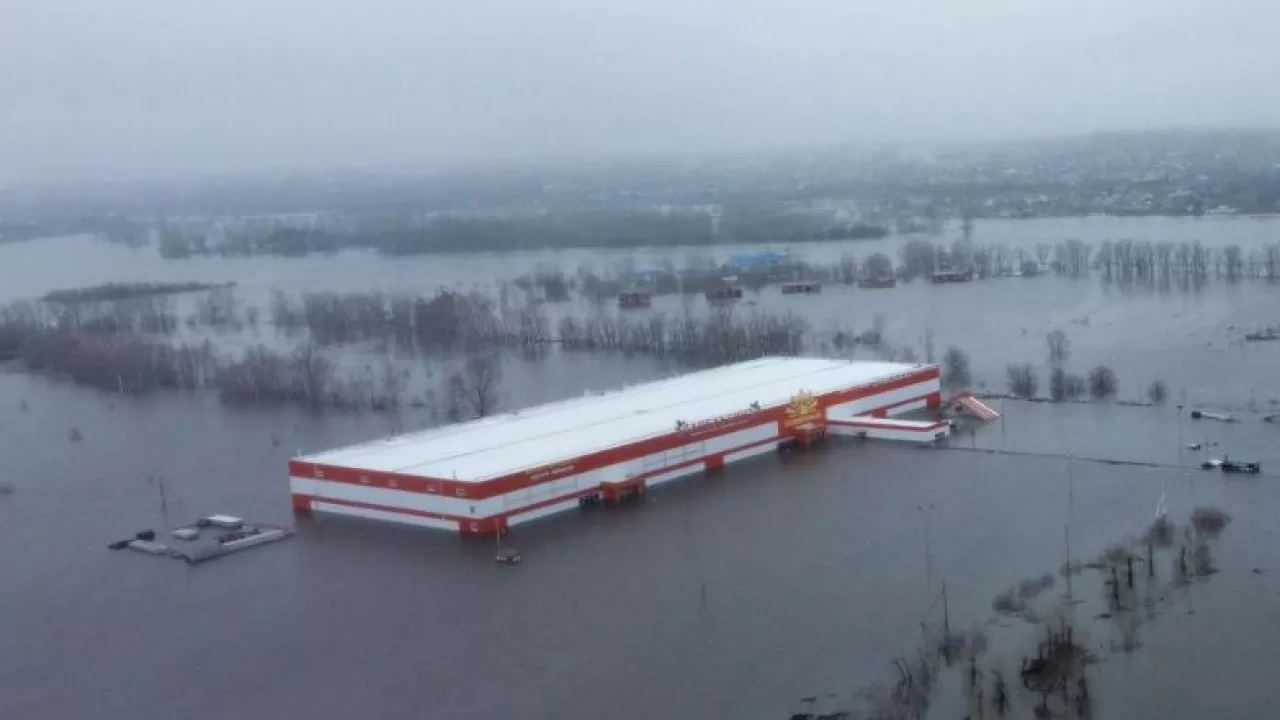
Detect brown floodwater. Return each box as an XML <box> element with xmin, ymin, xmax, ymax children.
<box><xmin>2</xmin><ymin>217</ymin><xmax>1279</xmax><ymax>718</ymax></box>
<box><xmin>1</xmin><ymin>368</ymin><xmax>1277</xmax><ymax>720</ymax></box>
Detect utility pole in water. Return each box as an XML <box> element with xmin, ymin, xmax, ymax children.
<box><xmin>149</xmin><ymin>474</ymin><xmax>170</xmax><ymax>529</ymax></box>
<box><xmin>940</xmin><ymin>581</ymin><xmax>952</xmax><ymax>664</ymax></box>
<box><xmin>1000</xmin><ymin>399</ymin><xmax>1008</xmax><ymax>448</ymax></box>
<box><xmin>942</xmin><ymin>582</ymin><xmax>950</xmax><ymax>641</ymax></box>
<box><xmin>1064</xmin><ymin>525</ymin><xmax>1073</xmax><ymax>603</ymax></box>
<box><xmin>918</xmin><ymin>504</ymin><xmax>935</xmax><ymax>591</ymax></box>
<box><xmin>1064</xmin><ymin>438</ymin><xmax>1076</xmax><ymax>604</ymax></box>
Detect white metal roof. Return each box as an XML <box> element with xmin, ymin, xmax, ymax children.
<box><xmin>298</xmin><ymin>357</ymin><xmax>921</xmax><ymax>482</ymax></box>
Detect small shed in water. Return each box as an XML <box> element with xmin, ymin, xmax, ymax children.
<box><xmin>781</xmin><ymin>281</ymin><xmax>822</xmax><ymax>295</ymax></box>
<box><xmin>618</xmin><ymin>291</ymin><xmax>652</xmax><ymax>309</ymax></box>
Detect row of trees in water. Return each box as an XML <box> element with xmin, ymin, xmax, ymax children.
<box><xmin>0</xmin><ymin>287</ymin><xmax>818</xmax><ymax>416</ymax></box>
<box><xmin>999</xmin><ymin>329</ymin><xmax>1167</xmax><ymax>404</ymax></box>
<box><xmin>0</xmin><ymin>283</ymin><xmax>1174</xmax><ymax>417</ymax></box>
<box><xmin>157</xmin><ymin>209</ymin><xmax>889</xmax><ymax>258</ymax></box>
<box><xmin>0</xmin><ymin>301</ymin><xmax>506</xmax><ymax>422</ymax></box>
<box><xmin>503</xmin><ymin>238</ymin><xmax>1280</xmax><ymax>305</ymax></box>
<box><xmin>215</xmin><ymin>344</ymin><xmax>503</xmax><ymax>422</ymax></box>
<box><xmin>901</xmin><ymin>237</ymin><xmax>1280</xmax><ymax>282</ymax></box>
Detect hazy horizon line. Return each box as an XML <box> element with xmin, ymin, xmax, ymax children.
<box><xmin>4</xmin><ymin>123</ymin><xmax>1278</xmax><ymax>197</ymax></box>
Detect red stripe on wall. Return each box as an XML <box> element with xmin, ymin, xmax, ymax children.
<box><xmin>297</xmin><ymin>485</ymin><xmax>593</xmax><ymax>527</ymax></box>
<box><xmin>291</xmin><ymin>366</ymin><xmax>938</xmax><ymax>501</ymax></box>
<box><xmin>295</xmin><ymin>436</ymin><xmax>786</xmax><ymax>530</ymax></box>
<box><xmin>295</xmin><ymin>494</ymin><xmax>459</xmax><ymax>524</ymax></box>
<box><xmin>818</xmin><ymin>365</ymin><xmax>939</xmax><ymax>409</ymax></box>
<box><xmin>600</xmin><ymin>436</ymin><xmax>778</xmax><ymax>487</ymax></box>
<box><xmin>299</xmin><ymin>439</ymin><xmax>787</xmax><ymax>535</ymax></box>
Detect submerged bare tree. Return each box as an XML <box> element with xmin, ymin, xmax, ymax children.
<box><xmin>1064</xmin><ymin>372</ymin><xmax>1086</xmax><ymax>400</ymax></box>
<box><xmin>865</xmin><ymin>251</ymin><xmax>895</xmax><ymax>280</ymax></box>
<box><xmin>1052</xmin><ymin>368</ymin><xmax>1089</xmax><ymax>402</ymax></box>
<box><xmin>1046</xmin><ymin>329</ymin><xmax>1070</xmax><ymax>366</ymax></box>
<box><xmin>291</xmin><ymin>343</ymin><xmax>333</xmax><ymax>410</ymax></box>
<box><xmin>1088</xmin><ymin>365</ymin><xmax>1118</xmax><ymax>400</ymax></box>
<box><xmin>1006</xmin><ymin>364</ymin><xmax>1038</xmax><ymax>398</ymax></box>
<box><xmin>448</xmin><ymin>354</ymin><xmax>503</xmax><ymax>418</ymax></box>
<box><xmin>1049</xmin><ymin>367</ymin><xmax>1067</xmax><ymax>402</ymax></box>
<box><xmin>1222</xmin><ymin>244</ymin><xmax>1244</xmax><ymax>280</ymax></box>
<box><xmin>942</xmin><ymin>347</ymin><xmax>972</xmax><ymax>390</ymax></box>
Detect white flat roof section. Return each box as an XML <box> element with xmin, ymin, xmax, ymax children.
<box><xmin>298</xmin><ymin>357</ymin><xmax>925</xmax><ymax>482</ymax></box>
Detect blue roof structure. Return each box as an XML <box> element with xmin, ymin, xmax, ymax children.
<box><xmin>725</xmin><ymin>251</ymin><xmax>789</xmax><ymax>269</ymax></box>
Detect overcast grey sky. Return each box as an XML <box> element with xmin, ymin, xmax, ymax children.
<box><xmin>3</xmin><ymin>0</ymin><xmax>1278</xmax><ymax>184</ymax></box>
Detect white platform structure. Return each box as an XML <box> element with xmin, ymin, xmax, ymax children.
<box><xmin>289</xmin><ymin>357</ymin><xmax>945</xmax><ymax>535</ymax></box>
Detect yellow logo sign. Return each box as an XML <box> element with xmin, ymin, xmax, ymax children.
<box><xmin>784</xmin><ymin>391</ymin><xmax>821</xmax><ymax>427</ymax></box>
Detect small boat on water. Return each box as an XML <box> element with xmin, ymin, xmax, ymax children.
<box><xmin>1190</xmin><ymin>409</ymin><xmax>1236</xmax><ymax>422</ymax></box>
<box><xmin>1201</xmin><ymin>456</ymin><xmax>1261</xmax><ymax>474</ymax></box>
<box><xmin>1222</xmin><ymin>460</ymin><xmax>1262</xmax><ymax>474</ymax></box>
<box><xmin>1244</xmin><ymin>328</ymin><xmax>1280</xmax><ymax>342</ymax></box>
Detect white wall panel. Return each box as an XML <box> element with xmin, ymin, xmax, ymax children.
<box><xmin>826</xmin><ymin>379</ymin><xmax>938</xmax><ymax>418</ymax></box>
<box><xmin>496</xmin><ymin>465</ymin><xmax>613</xmax><ymax>514</ymax></box>
<box><xmin>312</xmin><ymin>501</ymin><xmax>458</xmax><ymax>531</ymax></box>
<box><xmin>888</xmin><ymin>399</ymin><xmax>927</xmax><ymax>416</ymax></box>
<box><xmin>645</xmin><ymin>465</ymin><xmax>703</xmax><ymax>488</ymax></box>
<box><xmin>501</xmin><ymin>487</ymin><xmax>531</xmax><ymax>510</ymax></box>
<box><xmin>637</xmin><ymin>450</ymin><xmax>667</xmax><ymax>473</ymax></box>
<box><xmin>723</xmin><ymin>442</ymin><xmax>776</xmax><ymax>465</ymax></box>
<box><xmin>623</xmin><ymin>424</ymin><xmax>777</xmax><ymax>480</ymax></box>
<box><xmin>305</xmin><ymin>478</ymin><xmax>506</xmax><ymax>518</ymax></box>
<box><xmin>508</xmin><ymin>498</ymin><xmax>581</xmax><ymax>526</ymax></box>
<box><xmin>664</xmin><ymin>441</ymin><xmax>704</xmax><ymax>468</ymax></box>
<box><xmin>571</xmin><ymin>467</ymin><xmax>607</xmax><ymax>491</ymax></box>
<box><xmin>592</xmin><ymin>463</ymin><xmax>626</xmax><ymax>486</ymax></box>
<box><xmin>703</xmin><ymin>423</ymin><xmax>777</xmax><ymax>455</ymax></box>
<box><xmin>829</xmin><ymin>424</ymin><xmax>948</xmax><ymax>443</ymax></box>
<box><xmin>527</xmin><ymin>479</ymin><xmax>557</xmax><ymax>499</ymax></box>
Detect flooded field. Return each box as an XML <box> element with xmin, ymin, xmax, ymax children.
<box><xmin>3</xmin><ymin>216</ymin><xmax>1279</xmax><ymax>409</ymax></box>
<box><xmin>2</xmin><ymin>216</ymin><xmax>1279</xmax><ymax>719</ymax></box>
<box><xmin>2</xmin><ymin>368</ymin><xmax>1278</xmax><ymax>719</ymax></box>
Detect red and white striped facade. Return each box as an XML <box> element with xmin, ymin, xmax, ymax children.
<box><xmin>289</xmin><ymin>357</ymin><xmax>944</xmax><ymax>536</ymax></box>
